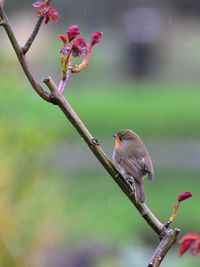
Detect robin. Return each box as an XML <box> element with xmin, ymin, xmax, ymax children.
<box><xmin>112</xmin><ymin>129</ymin><xmax>154</xmax><ymax>203</ymax></box>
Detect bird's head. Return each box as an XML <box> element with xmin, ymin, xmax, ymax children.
<box><xmin>113</xmin><ymin>129</ymin><xmax>139</xmax><ymax>149</ymax></box>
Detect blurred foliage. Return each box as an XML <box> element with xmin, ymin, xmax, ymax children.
<box><xmin>0</xmin><ymin>74</ymin><xmax>199</xmax><ymax>266</ymax></box>
<box><xmin>1</xmin><ymin>0</ymin><xmax>200</xmax><ymax>266</ymax></box>
<box><xmin>2</xmin><ymin>76</ymin><xmax>200</xmax><ymax>141</ymax></box>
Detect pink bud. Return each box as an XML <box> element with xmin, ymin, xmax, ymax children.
<box><xmin>67</xmin><ymin>25</ymin><xmax>80</xmax><ymax>42</ymax></box>
<box><xmin>32</xmin><ymin>1</ymin><xmax>59</xmax><ymax>23</ymax></box>
<box><xmin>90</xmin><ymin>31</ymin><xmax>103</xmax><ymax>47</ymax></box>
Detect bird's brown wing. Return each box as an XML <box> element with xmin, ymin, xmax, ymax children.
<box><xmin>119</xmin><ymin>154</ymin><xmax>154</xmax><ymax>181</ymax></box>
<box><xmin>119</xmin><ymin>157</ymin><xmax>146</xmax><ymax>203</ymax></box>
<box><xmin>119</xmin><ymin>157</ymin><xmax>143</xmax><ymax>182</ymax></box>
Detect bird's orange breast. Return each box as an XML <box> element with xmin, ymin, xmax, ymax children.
<box><xmin>115</xmin><ymin>136</ymin><xmax>122</xmax><ymax>149</ymax></box>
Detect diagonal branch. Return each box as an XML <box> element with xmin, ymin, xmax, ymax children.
<box><xmin>0</xmin><ymin>3</ymin><xmax>51</xmax><ymax>102</ymax></box>
<box><xmin>22</xmin><ymin>16</ymin><xmax>44</xmax><ymax>55</ymax></box>
<box><xmin>44</xmin><ymin>77</ymin><xmax>179</xmax><ymax>267</ymax></box>
<box><xmin>0</xmin><ymin>2</ymin><xmax>180</xmax><ymax>265</ymax></box>
<box><xmin>148</xmin><ymin>227</ymin><xmax>180</xmax><ymax>267</ymax></box>
<box><xmin>44</xmin><ymin>77</ymin><xmax>164</xmax><ymax>234</ymax></box>
<box><xmin>44</xmin><ymin>77</ymin><xmax>180</xmax><ymax>266</ymax></box>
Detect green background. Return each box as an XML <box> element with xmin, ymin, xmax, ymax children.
<box><xmin>0</xmin><ymin>1</ymin><xmax>200</xmax><ymax>266</ymax></box>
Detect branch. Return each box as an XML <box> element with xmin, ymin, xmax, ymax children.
<box><xmin>148</xmin><ymin>227</ymin><xmax>180</xmax><ymax>267</ymax></box>
<box><xmin>22</xmin><ymin>16</ymin><xmax>44</xmax><ymax>55</ymax></box>
<box><xmin>43</xmin><ymin>78</ymin><xmax>181</xmax><ymax>263</ymax></box>
<box><xmin>44</xmin><ymin>78</ymin><xmax>180</xmax><ymax>266</ymax></box>
<box><xmin>44</xmin><ymin>77</ymin><xmax>164</xmax><ymax>234</ymax></box>
<box><xmin>0</xmin><ymin>4</ymin><xmax>51</xmax><ymax>102</ymax></box>
<box><xmin>58</xmin><ymin>62</ymin><xmax>73</xmax><ymax>93</ymax></box>
<box><xmin>0</xmin><ymin>3</ymin><xmax>180</xmax><ymax>264</ymax></box>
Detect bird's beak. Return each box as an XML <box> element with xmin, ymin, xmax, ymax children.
<box><xmin>112</xmin><ymin>134</ymin><xmax>117</xmax><ymax>138</ymax></box>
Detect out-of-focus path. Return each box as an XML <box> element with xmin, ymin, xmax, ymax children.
<box><xmin>48</xmin><ymin>140</ymin><xmax>200</xmax><ymax>171</ymax></box>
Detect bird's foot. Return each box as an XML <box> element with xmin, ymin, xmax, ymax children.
<box><xmin>129</xmin><ymin>186</ymin><xmax>135</xmax><ymax>197</ymax></box>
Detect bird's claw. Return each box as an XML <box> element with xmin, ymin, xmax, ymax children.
<box><xmin>115</xmin><ymin>172</ymin><xmax>120</xmax><ymax>178</ymax></box>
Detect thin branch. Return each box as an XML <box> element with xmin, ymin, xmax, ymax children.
<box><xmin>22</xmin><ymin>16</ymin><xmax>44</xmax><ymax>55</ymax></box>
<box><xmin>0</xmin><ymin>4</ymin><xmax>51</xmax><ymax>102</ymax></box>
<box><xmin>148</xmin><ymin>227</ymin><xmax>180</xmax><ymax>267</ymax></box>
<box><xmin>58</xmin><ymin>62</ymin><xmax>73</xmax><ymax>93</ymax></box>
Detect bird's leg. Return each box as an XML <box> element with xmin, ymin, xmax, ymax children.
<box><xmin>127</xmin><ymin>176</ymin><xmax>135</xmax><ymax>196</ymax></box>
<box><xmin>115</xmin><ymin>171</ymin><xmax>134</xmax><ymax>192</ymax></box>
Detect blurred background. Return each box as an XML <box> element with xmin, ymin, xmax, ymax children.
<box><xmin>0</xmin><ymin>0</ymin><xmax>200</xmax><ymax>266</ymax></box>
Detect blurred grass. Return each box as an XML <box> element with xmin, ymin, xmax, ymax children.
<box><xmin>1</xmin><ymin>77</ymin><xmax>200</xmax><ymax>145</ymax></box>
<box><xmin>69</xmin><ymin>82</ymin><xmax>200</xmax><ymax>139</ymax></box>
<box><xmin>0</xmin><ymin>76</ymin><xmax>200</xmax><ymax>266</ymax></box>
<box><xmin>61</xmin><ymin>169</ymin><xmax>199</xmax><ymax>241</ymax></box>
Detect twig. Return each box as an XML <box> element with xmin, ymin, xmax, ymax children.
<box><xmin>0</xmin><ymin>4</ymin><xmax>51</xmax><ymax>102</ymax></box>
<box><xmin>22</xmin><ymin>16</ymin><xmax>44</xmax><ymax>55</ymax></box>
<box><xmin>58</xmin><ymin>62</ymin><xmax>73</xmax><ymax>93</ymax></box>
<box><xmin>148</xmin><ymin>227</ymin><xmax>180</xmax><ymax>267</ymax></box>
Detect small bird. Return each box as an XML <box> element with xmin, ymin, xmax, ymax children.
<box><xmin>112</xmin><ymin>129</ymin><xmax>154</xmax><ymax>203</ymax></box>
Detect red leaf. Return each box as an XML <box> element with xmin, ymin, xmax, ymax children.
<box><xmin>179</xmin><ymin>232</ymin><xmax>200</xmax><ymax>242</ymax></box>
<box><xmin>44</xmin><ymin>7</ymin><xmax>59</xmax><ymax>24</ymax></box>
<box><xmin>59</xmin><ymin>34</ymin><xmax>68</xmax><ymax>45</ymax></box>
<box><xmin>32</xmin><ymin>1</ymin><xmax>59</xmax><ymax>23</ymax></box>
<box><xmin>179</xmin><ymin>239</ymin><xmax>192</xmax><ymax>255</ymax></box>
<box><xmin>179</xmin><ymin>233</ymin><xmax>200</xmax><ymax>256</ymax></box>
<box><xmin>178</xmin><ymin>191</ymin><xmax>192</xmax><ymax>202</ymax></box>
<box><xmin>190</xmin><ymin>239</ymin><xmax>200</xmax><ymax>255</ymax></box>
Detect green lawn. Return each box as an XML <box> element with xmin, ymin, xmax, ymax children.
<box><xmin>1</xmin><ymin>78</ymin><xmax>200</xmax><ymax>143</ymax></box>
<box><xmin>0</xmin><ymin>76</ymin><xmax>199</xmax><ymax>266</ymax></box>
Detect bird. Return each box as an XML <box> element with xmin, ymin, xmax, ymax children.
<box><xmin>112</xmin><ymin>129</ymin><xmax>154</xmax><ymax>203</ymax></box>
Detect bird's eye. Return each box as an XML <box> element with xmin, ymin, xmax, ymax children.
<box><xmin>119</xmin><ymin>136</ymin><xmax>123</xmax><ymax>141</ymax></box>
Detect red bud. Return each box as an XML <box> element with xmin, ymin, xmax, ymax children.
<box><xmin>178</xmin><ymin>191</ymin><xmax>192</xmax><ymax>202</ymax></box>
<box><xmin>90</xmin><ymin>31</ymin><xmax>103</xmax><ymax>47</ymax></box>
<box><xmin>67</xmin><ymin>25</ymin><xmax>80</xmax><ymax>42</ymax></box>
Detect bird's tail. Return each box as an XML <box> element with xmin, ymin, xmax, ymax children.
<box><xmin>134</xmin><ymin>180</ymin><xmax>145</xmax><ymax>203</ymax></box>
